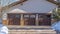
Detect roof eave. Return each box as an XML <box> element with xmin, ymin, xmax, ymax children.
<box><xmin>46</xmin><ymin>0</ymin><xmax>59</xmax><ymax>5</ymax></box>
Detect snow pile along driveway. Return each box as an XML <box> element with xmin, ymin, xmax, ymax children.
<box><xmin>0</xmin><ymin>24</ymin><xmax>8</xmax><ymax>34</ymax></box>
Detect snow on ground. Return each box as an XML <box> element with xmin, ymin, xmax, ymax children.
<box><xmin>0</xmin><ymin>25</ymin><xmax>8</xmax><ymax>34</ymax></box>
<box><xmin>0</xmin><ymin>18</ymin><xmax>8</xmax><ymax>34</ymax></box>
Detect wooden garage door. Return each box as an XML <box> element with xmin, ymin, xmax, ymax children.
<box><xmin>8</xmin><ymin>13</ymin><xmax>21</xmax><ymax>25</ymax></box>
<box><xmin>38</xmin><ymin>14</ymin><xmax>51</xmax><ymax>26</ymax></box>
<box><xmin>23</xmin><ymin>14</ymin><xmax>36</xmax><ymax>26</ymax></box>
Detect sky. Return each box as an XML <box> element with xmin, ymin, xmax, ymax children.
<box><xmin>0</xmin><ymin>0</ymin><xmax>19</xmax><ymax>7</ymax></box>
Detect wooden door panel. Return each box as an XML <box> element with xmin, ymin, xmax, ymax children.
<box><xmin>8</xmin><ymin>14</ymin><xmax>20</xmax><ymax>25</ymax></box>
<box><xmin>23</xmin><ymin>14</ymin><xmax>36</xmax><ymax>26</ymax></box>
<box><xmin>13</xmin><ymin>14</ymin><xmax>20</xmax><ymax>25</ymax></box>
<box><xmin>8</xmin><ymin>19</ymin><xmax>13</xmax><ymax>25</ymax></box>
<box><xmin>29</xmin><ymin>18</ymin><xmax>35</xmax><ymax>25</ymax></box>
<box><xmin>38</xmin><ymin>14</ymin><xmax>51</xmax><ymax>26</ymax></box>
<box><xmin>8</xmin><ymin>14</ymin><xmax>15</xmax><ymax>25</ymax></box>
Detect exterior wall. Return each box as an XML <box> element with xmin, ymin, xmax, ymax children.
<box><xmin>2</xmin><ymin>0</ymin><xmax>57</xmax><ymax>25</ymax></box>
<box><xmin>3</xmin><ymin>20</ymin><xmax>8</xmax><ymax>25</ymax></box>
<box><xmin>2</xmin><ymin>13</ymin><xmax>8</xmax><ymax>25</ymax></box>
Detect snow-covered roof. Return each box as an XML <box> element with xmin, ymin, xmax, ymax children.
<box><xmin>7</xmin><ymin>0</ymin><xmax>57</xmax><ymax>13</ymax></box>
<box><xmin>8</xmin><ymin>9</ymin><xmax>27</xmax><ymax>13</ymax></box>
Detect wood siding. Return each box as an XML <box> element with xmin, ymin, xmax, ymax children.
<box><xmin>3</xmin><ymin>20</ymin><xmax>8</xmax><ymax>25</ymax></box>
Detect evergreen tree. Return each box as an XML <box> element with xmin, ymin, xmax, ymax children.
<box><xmin>52</xmin><ymin>8</ymin><xmax>60</xmax><ymax>21</ymax></box>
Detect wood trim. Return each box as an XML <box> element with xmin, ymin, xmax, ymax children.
<box><xmin>20</xmin><ymin>14</ymin><xmax>24</xmax><ymax>26</ymax></box>
<box><xmin>7</xmin><ymin>13</ymin><xmax>51</xmax><ymax>15</ymax></box>
<box><xmin>36</xmin><ymin>14</ymin><xmax>39</xmax><ymax>26</ymax></box>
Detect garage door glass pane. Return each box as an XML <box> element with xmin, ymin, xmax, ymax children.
<box><xmin>24</xmin><ymin>14</ymin><xmax>36</xmax><ymax>26</ymax></box>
